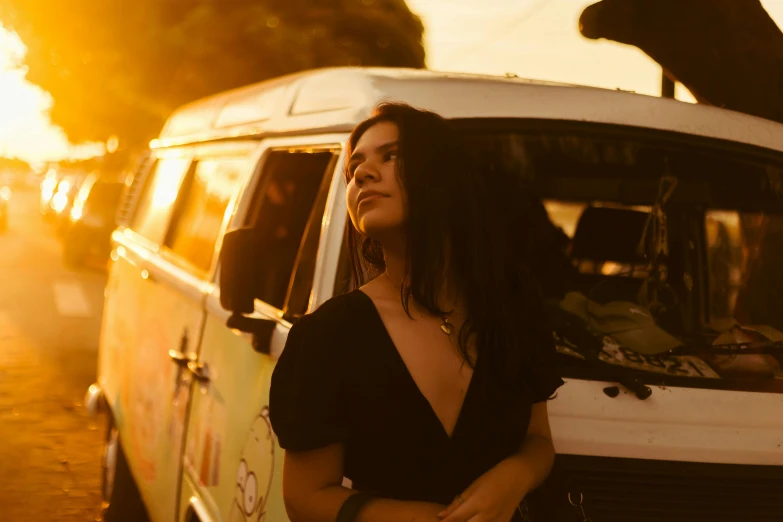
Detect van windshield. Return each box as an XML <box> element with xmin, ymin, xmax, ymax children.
<box><xmin>459</xmin><ymin>123</ymin><xmax>783</xmax><ymax>388</ymax></box>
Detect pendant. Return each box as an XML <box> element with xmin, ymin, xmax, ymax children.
<box><xmin>440</xmin><ymin>318</ymin><xmax>454</xmax><ymax>335</ymax></box>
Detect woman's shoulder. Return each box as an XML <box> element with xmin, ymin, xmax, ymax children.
<box><xmin>306</xmin><ymin>289</ymin><xmax>367</xmax><ymax>323</ymax></box>
<box><xmin>271</xmin><ymin>293</ymin><xmax>365</xmax><ymax>451</ymax></box>
<box><xmin>288</xmin><ymin>290</ymin><xmax>368</xmax><ymax>344</ymax></box>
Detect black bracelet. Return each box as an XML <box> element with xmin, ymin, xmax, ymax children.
<box><xmin>336</xmin><ymin>492</ymin><xmax>374</xmax><ymax>522</ymax></box>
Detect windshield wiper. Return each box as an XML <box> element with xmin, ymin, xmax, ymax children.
<box><xmin>550</xmin><ymin>307</ymin><xmax>653</xmax><ymax>400</ymax></box>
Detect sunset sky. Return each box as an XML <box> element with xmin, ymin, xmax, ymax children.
<box><xmin>1</xmin><ymin>0</ymin><xmax>783</xmax><ymax>164</ymax></box>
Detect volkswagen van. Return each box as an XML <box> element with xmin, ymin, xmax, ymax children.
<box><xmin>86</xmin><ymin>67</ymin><xmax>783</xmax><ymax>522</ymax></box>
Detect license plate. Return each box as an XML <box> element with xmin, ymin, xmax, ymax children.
<box><xmin>555</xmin><ymin>339</ymin><xmax>720</xmax><ymax>378</ymax></box>
<box><xmin>600</xmin><ymin>340</ymin><xmax>719</xmax><ymax>378</ymax></box>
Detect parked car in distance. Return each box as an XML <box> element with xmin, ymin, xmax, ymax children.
<box><xmin>55</xmin><ymin>176</ymin><xmax>86</xmax><ymax>233</ymax></box>
<box><xmin>45</xmin><ymin>176</ymin><xmax>73</xmax><ymax>221</ymax></box>
<box><xmin>63</xmin><ymin>176</ymin><xmax>124</xmax><ymax>269</ymax></box>
<box><xmin>39</xmin><ymin>169</ymin><xmax>60</xmax><ymax>216</ymax></box>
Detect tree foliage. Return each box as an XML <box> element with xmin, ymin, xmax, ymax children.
<box><xmin>0</xmin><ymin>0</ymin><xmax>425</xmax><ymax>146</ymax></box>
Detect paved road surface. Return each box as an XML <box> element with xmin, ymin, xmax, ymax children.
<box><xmin>0</xmin><ymin>187</ymin><xmax>106</xmax><ymax>521</ymax></box>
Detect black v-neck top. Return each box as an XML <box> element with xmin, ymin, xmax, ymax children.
<box><xmin>269</xmin><ymin>290</ymin><xmax>564</xmax><ymax>507</ymax></box>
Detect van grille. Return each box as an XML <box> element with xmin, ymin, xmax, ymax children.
<box><xmin>115</xmin><ymin>153</ymin><xmax>153</xmax><ymax>227</ymax></box>
<box><xmin>553</xmin><ymin>455</ymin><xmax>783</xmax><ymax>522</ymax></box>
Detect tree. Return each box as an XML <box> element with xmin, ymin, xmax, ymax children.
<box><xmin>0</xmin><ymin>0</ymin><xmax>425</xmax><ymax>147</ymax></box>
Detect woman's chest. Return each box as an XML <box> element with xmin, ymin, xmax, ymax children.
<box><xmin>342</xmin><ymin>343</ymin><xmax>531</xmax><ymax>452</ymax></box>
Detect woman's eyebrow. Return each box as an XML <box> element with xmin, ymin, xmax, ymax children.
<box><xmin>349</xmin><ymin>140</ymin><xmax>399</xmax><ymax>163</ymax></box>
<box><xmin>376</xmin><ymin>141</ymin><xmax>399</xmax><ymax>153</ymax></box>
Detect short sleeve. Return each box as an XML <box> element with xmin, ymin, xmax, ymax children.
<box><xmin>269</xmin><ymin>312</ymin><xmax>348</xmax><ymax>451</ymax></box>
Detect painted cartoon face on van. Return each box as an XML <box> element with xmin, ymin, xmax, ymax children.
<box><xmin>229</xmin><ymin>408</ymin><xmax>275</xmax><ymax>522</ymax></box>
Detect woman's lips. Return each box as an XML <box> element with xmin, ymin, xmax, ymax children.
<box><xmin>358</xmin><ymin>194</ymin><xmax>385</xmax><ymax>205</ymax></box>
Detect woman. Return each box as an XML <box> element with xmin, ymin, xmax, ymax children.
<box><xmin>269</xmin><ymin>103</ymin><xmax>563</xmax><ymax>522</ymax></box>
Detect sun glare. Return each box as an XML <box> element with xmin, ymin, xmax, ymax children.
<box><xmin>4</xmin><ymin>3</ymin><xmax>783</xmax><ymax>164</ymax></box>
<box><xmin>0</xmin><ymin>25</ymin><xmax>103</xmax><ymax>164</ymax></box>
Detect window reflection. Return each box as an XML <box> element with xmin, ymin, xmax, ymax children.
<box><xmin>131</xmin><ymin>157</ymin><xmax>191</xmax><ymax>244</ymax></box>
<box><xmin>544</xmin><ymin>200</ymin><xmax>655</xmax><ymax>280</ymax></box>
<box><xmin>705</xmin><ymin>211</ymin><xmax>744</xmax><ymax>321</ymax></box>
<box><xmin>165</xmin><ymin>157</ymin><xmax>246</xmax><ymax>275</ymax></box>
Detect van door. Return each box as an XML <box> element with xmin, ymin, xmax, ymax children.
<box><xmin>116</xmin><ymin>143</ymin><xmax>254</xmax><ymax>522</ymax></box>
<box><xmin>178</xmin><ymin>138</ymin><xmax>343</xmax><ymax>522</ymax></box>
<box><xmin>106</xmin><ymin>149</ymin><xmax>193</xmax><ymax>521</ymax></box>
<box><xmin>103</xmin><ymin>151</ymin><xmax>192</xmax><ymax>438</ymax></box>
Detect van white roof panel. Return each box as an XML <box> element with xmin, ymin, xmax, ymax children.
<box><xmin>156</xmin><ymin>67</ymin><xmax>783</xmax><ymax>153</ymax></box>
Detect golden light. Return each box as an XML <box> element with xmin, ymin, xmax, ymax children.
<box><xmin>601</xmin><ymin>261</ymin><xmax>629</xmax><ymax>276</ymax></box>
<box><xmin>51</xmin><ymin>191</ymin><xmax>68</xmax><ymax>213</ymax></box>
<box><xmin>150</xmin><ymin>159</ymin><xmax>190</xmax><ymax>210</ymax></box>
<box><xmin>70</xmin><ymin>191</ymin><xmax>87</xmax><ymax>220</ymax></box>
<box><xmin>0</xmin><ymin>25</ymin><xmax>104</xmax><ymax>162</ymax></box>
<box><xmin>70</xmin><ymin>175</ymin><xmax>95</xmax><ymax>221</ymax></box>
<box><xmin>40</xmin><ymin>182</ymin><xmax>55</xmax><ymax>201</ymax></box>
<box><xmin>50</xmin><ymin>178</ymin><xmax>72</xmax><ymax>213</ymax></box>
<box><xmin>106</xmin><ymin>135</ymin><xmax>119</xmax><ymax>154</ymax></box>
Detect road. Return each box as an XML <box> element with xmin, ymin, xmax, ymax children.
<box><xmin>0</xmin><ymin>187</ymin><xmax>106</xmax><ymax>521</ymax></box>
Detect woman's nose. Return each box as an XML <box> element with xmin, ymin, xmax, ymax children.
<box><xmin>354</xmin><ymin>162</ymin><xmax>379</xmax><ymax>185</ymax></box>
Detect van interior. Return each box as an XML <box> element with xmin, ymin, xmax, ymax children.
<box><xmin>451</xmin><ymin>123</ymin><xmax>783</xmax><ymax>388</ymax></box>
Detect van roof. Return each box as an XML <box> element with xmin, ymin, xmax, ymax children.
<box><xmin>155</xmin><ymin>67</ymin><xmax>783</xmax><ymax>153</ymax></box>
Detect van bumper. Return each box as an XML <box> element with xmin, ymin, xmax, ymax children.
<box><xmin>84</xmin><ymin>383</ymin><xmax>104</xmax><ymax>417</ymax></box>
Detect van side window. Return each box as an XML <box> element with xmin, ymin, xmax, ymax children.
<box><xmin>284</xmin><ymin>154</ymin><xmax>339</xmax><ymax>318</ymax></box>
<box><xmin>165</xmin><ymin>157</ymin><xmax>247</xmax><ymax>275</ymax></box>
<box><xmin>130</xmin><ymin>157</ymin><xmax>191</xmax><ymax>244</ymax></box>
<box><xmin>333</xmin><ymin>232</ymin><xmax>355</xmax><ymax>297</ymax></box>
<box><xmin>246</xmin><ymin>150</ymin><xmax>335</xmax><ymax>310</ymax></box>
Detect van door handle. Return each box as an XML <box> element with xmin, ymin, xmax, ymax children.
<box><xmin>168</xmin><ymin>349</ymin><xmax>192</xmax><ymax>367</ymax></box>
<box><xmin>187</xmin><ymin>360</ymin><xmax>210</xmax><ymax>383</ymax></box>
<box><xmin>169</xmin><ymin>330</ymin><xmax>191</xmax><ymax>367</ymax></box>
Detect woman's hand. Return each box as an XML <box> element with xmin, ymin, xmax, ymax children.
<box><xmin>437</xmin><ymin>458</ymin><xmax>532</xmax><ymax>522</ymax></box>
<box><xmin>357</xmin><ymin>500</ymin><xmax>447</xmax><ymax>522</ymax></box>
<box><xmin>437</xmin><ymin>403</ymin><xmax>556</xmax><ymax>521</ymax></box>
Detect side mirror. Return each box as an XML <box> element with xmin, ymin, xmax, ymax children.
<box><xmin>219</xmin><ymin>227</ymin><xmax>277</xmax><ymax>354</ymax></box>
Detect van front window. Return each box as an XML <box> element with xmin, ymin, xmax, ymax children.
<box><xmin>461</xmin><ymin>125</ymin><xmax>783</xmax><ymax>389</ymax></box>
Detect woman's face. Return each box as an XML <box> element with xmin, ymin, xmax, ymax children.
<box><xmin>346</xmin><ymin>121</ymin><xmax>406</xmax><ymax>240</ymax></box>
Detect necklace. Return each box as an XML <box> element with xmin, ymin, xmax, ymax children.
<box><xmin>384</xmin><ymin>272</ymin><xmax>456</xmax><ymax>336</ymax></box>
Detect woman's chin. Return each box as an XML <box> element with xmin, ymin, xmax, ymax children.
<box><xmin>358</xmin><ymin>217</ymin><xmax>404</xmax><ymax>240</ymax></box>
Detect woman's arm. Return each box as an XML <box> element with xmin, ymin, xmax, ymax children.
<box><xmin>503</xmin><ymin>400</ymin><xmax>556</xmax><ymax>493</ymax></box>
<box><xmin>438</xmin><ymin>402</ymin><xmax>555</xmax><ymax>522</ymax></box>
<box><xmin>283</xmin><ymin>442</ymin><xmax>446</xmax><ymax>522</ymax></box>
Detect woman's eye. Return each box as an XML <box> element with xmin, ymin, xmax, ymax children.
<box><xmin>384</xmin><ymin>151</ymin><xmax>398</xmax><ymax>162</ymax></box>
